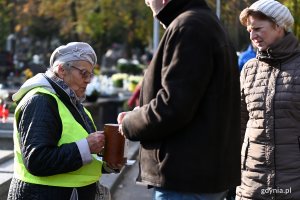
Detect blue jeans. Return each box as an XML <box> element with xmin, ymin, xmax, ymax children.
<box><xmin>153</xmin><ymin>187</ymin><xmax>228</xmax><ymax>200</ymax></box>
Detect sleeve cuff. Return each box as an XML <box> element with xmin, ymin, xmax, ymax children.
<box><xmin>76</xmin><ymin>139</ymin><xmax>92</xmax><ymax>165</ymax></box>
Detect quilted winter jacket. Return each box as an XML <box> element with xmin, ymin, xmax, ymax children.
<box><xmin>7</xmin><ymin>74</ymin><xmax>98</xmax><ymax>200</ymax></box>
<box><xmin>236</xmin><ymin>33</ymin><xmax>300</xmax><ymax>199</ymax></box>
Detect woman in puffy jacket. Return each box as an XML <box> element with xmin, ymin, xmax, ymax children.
<box><xmin>236</xmin><ymin>0</ymin><xmax>300</xmax><ymax>199</ymax></box>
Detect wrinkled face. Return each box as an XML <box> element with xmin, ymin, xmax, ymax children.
<box><xmin>145</xmin><ymin>0</ymin><xmax>168</xmax><ymax>16</ymax></box>
<box><xmin>247</xmin><ymin>15</ymin><xmax>284</xmax><ymax>51</ymax></box>
<box><xmin>62</xmin><ymin>60</ymin><xmax>94</xmax><ymax>98</ymax></box>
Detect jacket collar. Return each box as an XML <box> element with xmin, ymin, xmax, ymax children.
<box><xmin>156</xmin><ymin>0</ymin><xmax>208</xmax><ymax>28</ymax></box>
<box><xmin>257</xmin><ymin>32</ymin><xmax>300</xmax><ymax>65</ymax></box>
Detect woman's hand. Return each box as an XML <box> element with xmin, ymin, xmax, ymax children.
<box><xmin>86</xmin><ymin>131</ymin><xmax>105</xmax><ymax>154</ymax></box>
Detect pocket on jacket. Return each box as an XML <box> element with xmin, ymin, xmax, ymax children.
<box><xmin>157</xmin><ymin>141</ymin><xmax>167</xmax><ymax>163</ymax></box>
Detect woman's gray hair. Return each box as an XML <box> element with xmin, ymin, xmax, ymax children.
<box><xmin>50</xmin><ymin>61</ymin><xmax>75</xmax><ymax>73</ymax></box>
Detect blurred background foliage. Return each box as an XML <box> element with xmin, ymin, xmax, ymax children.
<box><xmin>0</xmin><ymin>0</ymin><xmax>299</xmax><ymax>61</ymax></box>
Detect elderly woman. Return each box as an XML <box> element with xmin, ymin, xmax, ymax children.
<box><xmin>236</xmin><ymin>0</ymin><xmax>300</xmax><ymax>199</ymax></box>
<box><xmin>7</xmin><ymin>42</ymin><xmax>110</xmax><ymax>200</ymax></box>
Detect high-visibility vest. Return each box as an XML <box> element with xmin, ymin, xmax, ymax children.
<box><xmin>13</xmin><ymin>87</ymin><xmax>102</xmax><ymax>187</ymax></box>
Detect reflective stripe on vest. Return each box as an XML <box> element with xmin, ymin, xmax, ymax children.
<box><xmin>13</xmin><ymin>87</ymin><xmax>102</xmax><ymax>187</ymax></box>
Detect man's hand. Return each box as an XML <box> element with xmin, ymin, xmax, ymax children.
<box><xmin>117</xmin><ymin>111</ymin><xmax>128</xmax><ymax>124</ymax></box>
<box><xmin>117</xmin><ymin>112</ymin><xmax>128</xmax><ymax>137</ymax></box>
<box><xmin>117</xmin><ymin>107</ymin><xmax>140</xmax><ymax>136</ymax></box>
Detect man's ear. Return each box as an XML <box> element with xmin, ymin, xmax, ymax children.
<box><xmin>162</xmin><ymin>0</ymin><xmax>169</xmax><ymax>5</ymax></box>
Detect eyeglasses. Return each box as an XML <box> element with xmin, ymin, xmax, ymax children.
<box><xmin>70</xmin><ymin>65</ymin><xmax>94</xmax><ymax>79</ymax></box>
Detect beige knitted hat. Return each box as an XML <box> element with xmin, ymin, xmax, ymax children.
<box><xmin>249</xmin><ymin>0</ymin><xmax>294</xmax><ymax>31</ymax></box>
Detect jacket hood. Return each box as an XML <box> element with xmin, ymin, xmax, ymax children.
<box><xmin>156</xmin><ymin>0</ymin><xmax>208</xmax><ymax>28</ymax></box>
<box><xmin>12</xmin><ymin>73</ymin><xmax>55</xmax><ymax>102</ymax></box>
<box><xmin>257</xmin><ymin>32</ymin><xmax>300</xmax><ymax>64</ymax></box>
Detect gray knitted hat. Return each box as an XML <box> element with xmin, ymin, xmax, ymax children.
<box><xmin>249</xmin><ymin>0</ymin><xmax>294</xmax><ymax>31</ymax></box>
<box><xmin>50</xmin><ymin>42</ymin><xmax>97</xmax><ymax>67</ymax></box>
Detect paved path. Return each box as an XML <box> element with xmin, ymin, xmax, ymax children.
<box><xmin>111</xmin><ymin>152</ymin><xmax>153</xmax><ymax>200</ymax></box>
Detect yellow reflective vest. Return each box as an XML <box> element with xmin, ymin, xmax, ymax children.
<box><xmin>13</xmin><ymin>87</ymin><xmax>102</xmax><ymax>187</ymax></box>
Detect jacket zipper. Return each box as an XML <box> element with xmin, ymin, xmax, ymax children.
<box><xmin>273</xmin><ymin>63</ymin><xmax>281</xmax><ymax>200</ymax></box>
